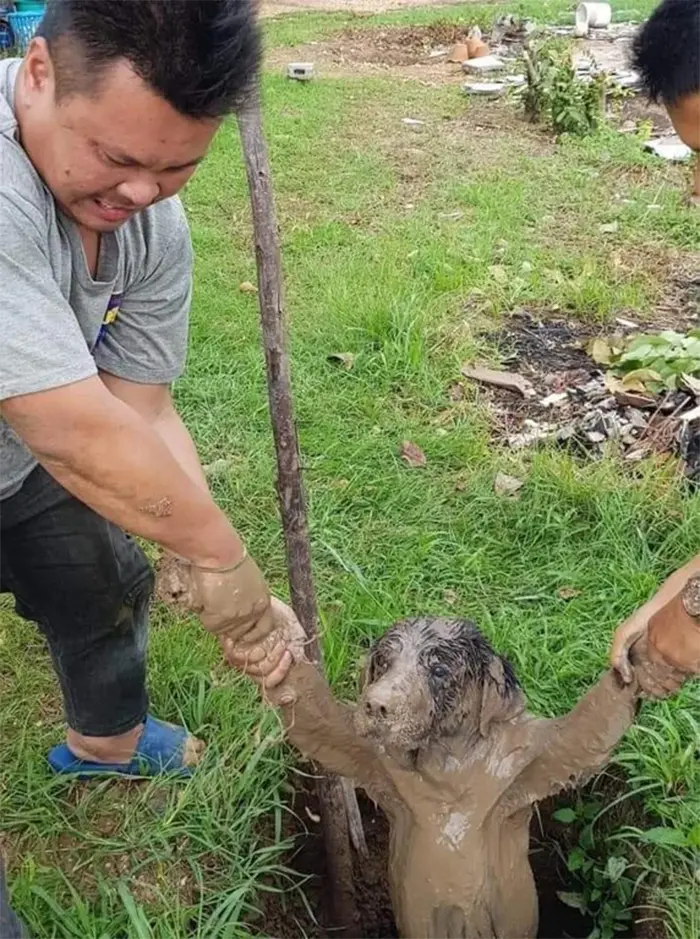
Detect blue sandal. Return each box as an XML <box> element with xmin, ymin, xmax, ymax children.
<box><xmin>47</xmin><ymin>715</ymin><xmax>196</xmax><ymax>779</ymax></box>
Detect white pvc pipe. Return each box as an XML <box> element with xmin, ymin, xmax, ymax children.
<box><xmin>576</xmin><ymin>1</ymin><xmax>612</xmax><ymax>32</ymax></box>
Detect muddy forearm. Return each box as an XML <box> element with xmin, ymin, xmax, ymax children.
<box><xmin>265</xmin><ymin>661</ymin><xmax>395</xmax><ymax>803</ymax></box>
<box><xmin>508</xmin><ymin>670</ymin><xmax>638</xmax><ymax>808</ymax></box>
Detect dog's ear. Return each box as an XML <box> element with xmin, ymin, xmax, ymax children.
<box><xmin>356</xmin><ymin>653</ymin><xmax>371</xmax><ymax>695</ymax></box>
<box><xmin>478</xmin><ymin>657</ymin><xmax>526</xmax><ymax>737</ymax></box>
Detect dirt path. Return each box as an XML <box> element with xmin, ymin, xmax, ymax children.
<box><xmin>261</xmin><ymin>0</ymin><xmax>475</xmax><ymax>17</ymax></box>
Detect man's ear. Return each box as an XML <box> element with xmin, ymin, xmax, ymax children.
<box><xmin>479</xmin><ymin>657</ymin><xmax>526</xmax><ymax>737</ymax></box>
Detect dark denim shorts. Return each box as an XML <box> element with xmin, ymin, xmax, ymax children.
<box><xmin>0</xmin><ymin>465</ymin><xmax>153</xmax><ymax>736</ymax></box>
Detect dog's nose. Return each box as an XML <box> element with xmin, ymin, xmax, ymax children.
<box><xmin>362</xmin><ymin>685</ymin><xmax>395</xmax><ymax>720</ymax></box>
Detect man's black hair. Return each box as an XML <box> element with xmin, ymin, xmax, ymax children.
<box><xmin>632</xmin><ymin>0</ymin><xmax>700</xmax><ymax>105</ymax></box>
<box><xmin>37</xmin><ymin>0</ymin><xmax>260</xmax><ymax>118</ymax></box>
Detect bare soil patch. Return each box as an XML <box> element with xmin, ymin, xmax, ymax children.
<box><xmin>260</xmin><ymin>0</ymin><xmax>477</xmax><ymax>17</ymax></box>
<box><xmin>265</xmin><ymin>23</ymin><xmax>475</xmax><ymax>82</ymax></box>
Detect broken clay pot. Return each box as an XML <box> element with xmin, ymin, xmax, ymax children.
<box><xmin>466</xmin><ymin>37</ymin><xmax>490</xmax><ymax>58</ymax></box>
<box><xmin>448</xmin><ymin>42</ymin><xmax>469</xmax><ymax>63</ymax></box>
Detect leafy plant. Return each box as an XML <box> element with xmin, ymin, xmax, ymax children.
<box><xmin>522</xmin><ymin>40</ymin><xmax>607</xmax><ymax>136</ymax></box>
<box><xmin>588</xmin><ymin>329</ymin><xmax>700</xmax><ymax>393</ymax></box>
<box><xmin>553</xmin><ymin>799</ymin><xmax>636</xmax><ymax>939</ymax></box>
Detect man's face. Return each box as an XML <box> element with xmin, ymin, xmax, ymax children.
<box><xmin>18</xmin><ymin>39</ymin><xmax>220</xmax><ymax>232</ymax></box>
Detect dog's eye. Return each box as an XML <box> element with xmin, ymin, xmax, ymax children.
<box><xmin>430</xmin><ymin>663</ymin><xmax>449</xmax><ymax>680</ymax></box>
<box><xmin>371</xmin><ymin>654</ymin><xmax>388</xmax><ymax>677</ymax></box>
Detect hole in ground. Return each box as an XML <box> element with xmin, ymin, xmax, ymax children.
<box><xmin>254</xmin><ymin>776</ymin><xmax>665</xmax><ymax>939</ymax></box>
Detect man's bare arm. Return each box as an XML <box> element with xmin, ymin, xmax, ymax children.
<box><xmin>2</xmin><ymin>376</ymin><xmax>241</xmax><ymax>567</ymax></box>
<box><xmin>611</xmin><ymin>555</ymin><xmax>700</xmax><ymax>681</ymax></box>
<box><xmin>99</xmin><ymin>373</ymin><xmax>209</xmax><ymax>491</ymax></box>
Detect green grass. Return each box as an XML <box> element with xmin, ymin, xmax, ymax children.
<box><xmin>2</xmin><ymin>5</ymin><xmax>700</xmax><ymax>938</ymax></box>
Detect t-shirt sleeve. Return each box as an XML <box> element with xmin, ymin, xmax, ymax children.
<box><xmin>0</xmin><ymin>187</ymin><xmax>97</xmax><ymax>401</ymax></box>
<box><xmin>94</xmin><ymin>199</ymin><xmax>193</xmax><ymax>385</ymax></box>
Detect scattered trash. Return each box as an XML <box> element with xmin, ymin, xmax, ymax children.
<box><xmin>599</xmin><ymin>221</ymin><xmax>619</xmax><ymax>234</ymax></box>
<box><xmin>327</xmin><ymin>352</ymin><xmax>355</xmax><ymax>369</ymax></box>
<box><xmin>400</xmin><ymin>440</ymin><xmax>427</xmax><ymax>468</ymax></box>
<box><xmin>476</xmin><ymin>311</ymin><xmax>700</xmax><ymax>483</ymax></box>
<box><xmin>494</xmin><ymin>471</ymin><xmax>525</xmax><ymax>497</ymax></box>
<box><xmin>644</xmin><ymin>137</ymin><xmax>693</xmax><ymax>162</ymax></box>
<box><xmin>462</xmin><ymin>81</ymin><xmax>506</xmax><ymax>97</ymax></box>
<box><xmin>540</xmin><ymin>391</ymin><xmax>570</xmax><ymax>408</ymax></box>
<box><xmin>462</xmin><ymin>364</ymin><xmax>536</xmax><ymax>398</ymax></box>
<box><xmin>401</xmin><ymin>117</ymin><xmax>425</xmax><ymax>127</ymax></box>
<box><xmin>463</xmin><ymin>55</ymin><xmax>505</xmax><ymax>73</ymax></box>
<box><xmin>287</xmin><ymin>62</ymin><xmax>314</xmax><ymax>81</ymax></box>
<box><xmin>239</xmin><ymin>281</ymin><xmax>258</xmax><ymax>293</ymax></box>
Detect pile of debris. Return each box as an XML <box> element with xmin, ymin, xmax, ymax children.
<box><xmin>460</xmin><ymin>312</ymin><xmax>700</xmax><ymax>483</ymax></box>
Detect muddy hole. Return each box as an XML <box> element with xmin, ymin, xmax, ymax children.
<box><xmin>256</xmin><ymin>780</ymin><xmax>647</xmax><ymax>939</ymax></box>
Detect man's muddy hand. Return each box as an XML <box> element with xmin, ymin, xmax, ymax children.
<box><xmin>610</xmin><ymin>607</ymin><xmax>649</xmax><ymax>684</ymax></box>
<box><xmin>221</xmin><ymin>597</ymin><xmax>307</xmax><ymax>693</ymax></box>
<box><xmin>627</xmin><ymin>634</ymin><xmax>687</xmax><ymax>699</ymax></box>
<box><xmin>154</xmin><ymin>549</ymin><xmax>277</xmax><ymax>645</ymax></box>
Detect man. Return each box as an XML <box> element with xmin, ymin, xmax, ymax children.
<box><xmin>632</xmin><ymin>0</ymin><xmax>700</xmax><ymax>205</ymax></box>
<box><xmin>0</xmin><ymin>1</ymin><xmax>301</xmax><ymax>931</ymax></box>
<box><xmin>0</xmin><ymin>0</ymin><xmax>295</xmax><ymax>780</ymax></box>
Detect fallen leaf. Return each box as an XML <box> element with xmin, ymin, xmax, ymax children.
<box><xmin>327</xmin><ymin>352</ymin><xmax>355</xmax><ymax>370</ymax></box>
<box><xmin>461</xmin><ymin>364</ymin><xmax>535</xmax><ymax>398</ymax></box>
<box><xmin>682</xmin><ymin>374</ymin><xmax>700</xmax><ymax>396</ymax></box>
<box><xmin>614</xmin><ymin>389</ymin><xmax>655</xmax><ymax>409</ymax></box>
<box><xmin>587</xmin><ymin>337</ymin><xmax>613</xmax><ymax>365</ymax></box>
<box><xmin>400</xmin><ymin>440</ymin><xmax>427</xmax><ymax>468</ymax></box>
<box><xmin>622</xmin><ymin>367</ymin><xmax>662</xmax><ymax>388</ymax></box>
<box><xmin>557</xmin><ymin>586</ymin><xmax>582</xmax><ymax>600</ymax></box>
<box><xmin>488</xmin><ymin>264</ymin><xmax>508</xmax><ymax>284</ymax></box>
<box><xmin>203</xmin><ymin>458</ymin><xmax>234</xmax><ymax>478</ymax></box>
<box><xmin>494</xmin><ymin>472</ymin><xmax>524</xmax><ymax>497</ymax></box>
<box><xmin>239</xmin><ymin>281</ymin><xmax>258</xmax><ymax>293</ymax></box>
<box><xmin>443</xmin><ymin>589</ymin><xmax>459</xmax><ymax>606</ymax></box>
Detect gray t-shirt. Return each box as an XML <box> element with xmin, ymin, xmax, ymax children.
<box><xmin>0</xmin><ymin>58</ymin><xmax>193</xmax><ymax>499</ymax></box>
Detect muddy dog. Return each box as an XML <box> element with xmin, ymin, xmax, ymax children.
<box><xmin>264</xmin><ymin>614</ymin><xmax>682</xmax><ymax>939</ymax></box>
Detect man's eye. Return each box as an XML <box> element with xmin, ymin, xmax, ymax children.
<box><xmin>100</xmin><ymin>150</ymin><xmax>127</xmax><ymax>167</ymax></box>
<box><xmin>430</xmin><ymin>664</ymin><xmax>449</xmax><ymax>680</ymax></box>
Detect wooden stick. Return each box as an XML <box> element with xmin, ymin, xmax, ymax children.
<box><xmin>236</xmin><ymin>88</ymin><xmax>361</xmax><ymax>935</ymax></box>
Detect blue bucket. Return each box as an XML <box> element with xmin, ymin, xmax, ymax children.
<box><xmin>7</xmin><ymin>10</ymin><xmax>44</xmax><ymax>52</ymax></box>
